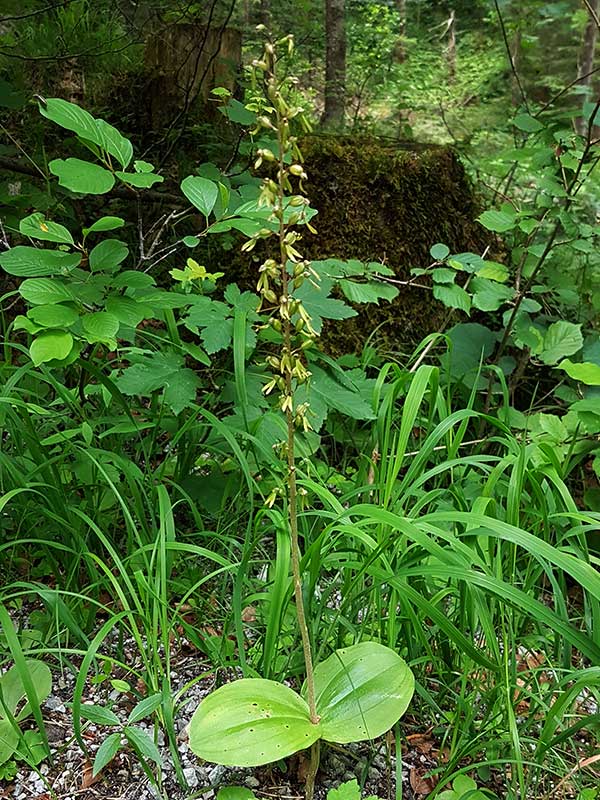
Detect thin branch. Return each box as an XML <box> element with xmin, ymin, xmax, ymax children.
<box><xmin>494</xmin><ymin>0</ymin><xmax>529</xmax><ymax>113</ymax></box>
<box><xmin>0</xmin><ymin>2</ymin><xmax>71</xmax><ymax>23</ymax></box>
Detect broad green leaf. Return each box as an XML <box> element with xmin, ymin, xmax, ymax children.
<box><xmin>432</xmin><ymin>268</ymin><xmax>456</xmax><ymax>284</ymax></box>
<box><xmin>513</xmin><ymin>113</ymin><xmax>544</xmax><ymax>133</ymax></box>
<box><xmin>0</xmin><ymin>246</ymin><xmax>81</xmax><ymax>277</ymax></box>
<box><xmin>181</xmin><ymin>176</ymin><xmax>219</xmax><ymax>217</ymax></box>
<box><xmin>201</xmin><ymin>318</ymin><xmax>234</xmax><ymax>354</ymax></box>
<box><xmin>430</xmin><ymin>243</ymin><xmax>450</xmax><ymax>260</ymax></box>
<box><xmin>540</xmin><ymin>321</ymin><xmax>583</xmax><ymax>365</ymax></box>
<box><xmin>0</xmin><ymin>719</ymin><xmax>18</xmax><ymax>765</ymax></box>
<box><xmin>28</xmin><ymin>304</ymin><xmax>78</xmax><ymax>328</ymax></box>
<box><xmin>217</xmin><ymin>788</ymin><xmax>257</xmax><ymax>800</ymax></box>
<box><xmin>39</xmin><ymin>98</ymin><xmax>99</xmax><ymax>143</ymax></box>
<box><xmin>477</xmin><ymin>210</ymin><xmax>516</xmax><ymax>233</ymax></box>
<box><xmin>78</xmin><ymin>704</ymin><xmax>120</xmax><ymax>726</ymax></box>
<box><xmin>82</xmin><ymin>312</ymin><xmax>119</xmax><ymax>343</ymax></box>
<box><xmin>83</xmin><ymin>216</ymin><xmax>125</xmax><ymax>235</ymax></box>
<box><xmin>219</xmin><ymin>98</ymin><xmax>257</xmax><ymax>125</ymax></box>
<box><xmin>328</xmin><ymin>780</ymin><xmax>377</xmax><ymax>800</ymax></box>
<box><xmin>112</xmin><ymin>271</ymin><xmax>155</xmax><ymax>289</ymax></box>
<box><xmin>163</xmin><ymin>368</ymin><xmax>201</xmax><ymax>414</ymax></box>
<box><xmin>307</xmin><ymin>642</ymin><xmax>414</xmax><ymax>744</ymax></box>
<box><xmin>0</xmin><ymin>660</ymin><xmax>52</xmax><ymax>721</ymax></box>
<box><xmin>115</xmin><ymin>171</ymin><xmax>164</xmax><ymax>188</ymax></box>
<box><xmin>476</xmin><ymin>261</ymin><xmax>509</xmax><ymax>282</ymax></box>
<box><xmin>19</xmin><ymin>212</ymin><xmax>74</xmax><ymax>245</ymax></box>
<box><xmin>134</xmin><ymin>160</ymin><xmax>154</xmax><ymax>173</ymax></box>
<box><xmin>49</xmin><ymin>158</ymin><xmax>115</xmax><ymax>195</ymax></box>
<box><xmin>471</xmin><ymin>278</ymin><xmax>513</xmax><ymax>312</ymax></box>
<box><xmin>96</xmin><ymin>119</ymin><xmax>133</xmax><ymax>169</ymax></box>
<box><xmin>339</xmin><ymin>280</ymin><xmax>398</xmax><ymax>304</ymax></box>
<box><xmin>105</xmin><ymin>296</ymin><xmax>147</xmax><ymax>327</ymax></box>
<box><xmin>310</xmin><ymin>365</ymin><xmax>375</xmax><ymax>421</ymax></box>
<box><xmin>89</xmin><ymin>239</ymin><xmax>128</xmax><ymax>272</ymax></box>
<box><xmin>441</xmin><ymin>323</ymin><xmax>496</xmax><ymax>380</ymax></box>
<box><xmin>124</xmin><ymin>726</ymin><xmax>162</xmax><ymax>765</ymax></box>
<box><xmin>558</xmin><ymin>359</ymin><xmax>600</xmax><ymax>385</ymax></box>
<box><xmin>433</xmin><ymin>283</ymin><xmax>471</xmax><ymax>314</ymax></box>
<box><xmin>93</xmin><ymin>731</ymin><xmax>121</xmax><ymax>776</ymax></box>
<box><xmin>188</xmin><ymin>678</ymin><xmax>320</xmax><ymax>767</ymax></box>
<box><xmin>30</xmin><ymin>330</ymin><xmax>74</xmax><ymax>365</ymax></box>
<box><xmin>19</xmin><ymin>278</ymin><xmax>73</xmax><ymax>304</ymax></box>
<box><xmin>127</xmin><ymin>693</ymin><xmax>162</xmax><ymax>725</ymax></box>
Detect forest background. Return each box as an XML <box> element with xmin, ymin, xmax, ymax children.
<box><xmin>1</xmin><ymin>2</ymin><xmax>600</xmax><ymax>800</ymax></box>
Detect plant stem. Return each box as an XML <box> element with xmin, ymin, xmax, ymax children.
<box><xmin>275</xmin><ymin>104</ymin><xmax>319</xmax><ymax>727</ymax></box>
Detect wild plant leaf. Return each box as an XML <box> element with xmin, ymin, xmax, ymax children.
<box><xmin>83</xmin><ymin>216</ymin><xmax>125</xmax><ymax>235</ymax></box>
<box><xmin>181</xmin><ymin>176</ymin><xmax>219</xmax><ymax>218</ymax></box>
<box><xmin>339</xmin><ymin>280</ymin><xmax>398</xmax><ymax>304</ymax></box>
<box><xmin>476</xmin><ymin>261</ymin><xmax>509</xmax><ymax>282</ymax></box>
<box><xmin>471</xmin><ymin>278</ymin><xmax>513</xmax><ymax>312</ymax></box>
<box><xmin>89</xmin><ymin>240</ymin><xmax>129</xmax><ymax>272</ymax></box>
<box><xmin>539</xmin><ymin>321</ymin><xmax>583</xmax><ymax>365</ymax></box>
<box><xmin>127</xmin><ymin>693</ymin><xmax>162</xmax><ymax>725</ymax></box>
<box><xmin>19</xmin><ymin>213</ymin><xmax>74</xmax><ymax>246</ymax></box>
<box><xmin>430</xmin><ymin>243</ymin><xmax>450</xmax><ymax>260</ymax></box>
<box><xmin>95</xmin><ymin>119</ymin><xmax>133</xmax><ymax>169</ymax></box>
<box><xmin>30</xmin><ymin>330</ymin><xmax>73</xmax><ymax>365</ymax></box>
<box><xmin>0</xmin><ymin>247</ymin><xmax>81</xmax><ymax>277</ymax></box>
<box><xmin>49</xmin><ymin>158</ymin><xmax>115</xmax><ymax>195</ymax></box>
<box><xmin>81</xmin><ymin>312</ymin><xmax>119</xmax><ymax>343</ymax></box>
<box><xmin>310</xmin><ymin>365</ymin><xmax>375</xmax><ymax>421</ymax></box>
<box><xmin>558</xmin><ymin>359</ymin><xmax>600</xmax><ymax>385</ymax></box>
<box><xmin>39</xmin><ymin>98</ymin><xmax>100</xmax><ymax>143</ymax></box>
<box><xmin>433</xmin><ymin>283</ymin><xmax>471</xmax><ymax>314</ymax></box>
<box><xmin>441</xmin><ymin>323</ymin><xmax>496</xmax><ymax>379</ymax></box>
<box><xmin>188</xmin><ymin>678</ymin><xmax>320</xmax><ymax>767</ymax></box>
<box><xmin>163</xmin><ymin>368</ymin><xmax>201</xmax><ymax>414</ymax></box>
<box><xmin>78</xmin><ymin>704</ymin><xmax>120</xmax><ymax>726</ymax></box>
<box><xmin>19</xmin><ymin>278</ymin><xmax>73</xmax><ymax>305</ymax></box>
<box><xmin>93</xmin><ymin>731</ymin><xmax>121</xmax><ymax>776</ymax></box>
<box><xmin>105</xmin><ymin>296</ymin><xmax>147</xmax><ymax>327</ymax></box>
<box><xmin>124</xmin><ymin>726</ymin><xmax>162</xmax><ymax>765</ymax></box>
<box><xmin>28</xmin><ymin>304</ymin><xmax>78</xmax><ymax>328</ymax></box>
<box><xmin>115</xmin><ymin>171</ymin><xmax>164</xmax><ymax>188</ymax></box>
<box><xmin>305</xmin><ymin>642</ymin><xmax>414</xmax><ymax>744</ymax></box>
<box><xmin>513</xmin><ymin>113</ymin><xmax>544</xmax><ymax>132</ymax></box>
<box><xmin>217</xmin><ymin>788</ymin><xmax>258</xmax><ymax>800</ymax></box>
<box><xmin>477</xmin><ymin>210</ymin><xmax>516</xmax><ymax>233</ymax></box>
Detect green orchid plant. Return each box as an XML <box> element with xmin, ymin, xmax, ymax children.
<box><xmin>187</xmin><ymin>33</ymin><xmax>414</xmax><ymax>800</ymax></box>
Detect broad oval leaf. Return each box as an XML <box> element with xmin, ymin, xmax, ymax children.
<box><xmin>89</xmin><ymin>239</ymin><xmax>129</xmax><ymax>272</ymax></box>
<box><xmin>96</xmin><ymin>119</ymin><xmax>133</xmax><ymax>169</ymax></box>
<box><xmin>82</xmin><ymin>312</ymin><xmax>119</xmax><ymax>343</ymax></box>
<box><xmin>430</xmin><ymin>242</ymin><xmax>450</xmax><ymax>261</ymax></box>
<box><xmin>49</xmin><ymin>158</ymin><xmax>115</xmax><ymax>195</ymax></box>
<box><xmin>0</xmin><ymin>659</ymin><xmax>52</xmax><ymax>720</ymax></box>
<box><xmin>19</xmin><ymin>213</ymin><xmax>74</xmax><ymax>246</ymax></box>
<box><xmin>181</xmin><ymin>176</ymin><xmax>219</xmax><ymax>218</ymax></box>
<box><xmin>0</xmin><ymin>247</ymin><xmax>81</xmax><ymax>277</ymax></box>
<box><xmin>307</xmin><ymin>642</ymin><xmax>414</xmax><ymax>744</ymax></box>
<box><xmin>477</xmin><ymin>210</ymin><xmax>516</xmax><ymax>233</ymax></box>
<box><xmin>39</xmin><ymin>98</ymin><xmax>99</xmax><ymax>143</ymax></box>
<box><xmin>83</xmin><ymin>216</ymin><xmax>125</xmax><ymax>235</ymax></box>
<box><xmin>0</xmin><ymin>719</ymin><xmax>19</xmax><ymax>765</ymax></box>
<box><xmin>19</xmin><ymin>278</ymin><xmax>74</xmax><ymax>305</ymax></box>
<box><xmin>30</xmin><ymin>330</ymin><xmax>74</xmax><ymax>365</ymax></box>
<box><xmin>188</xmin><ymin>678</ymin><xmax>320</xmax><ymax>766</ymax></box>
<box><xmin>558</xmin><ymin>359</ymin><xmax>600</xmax><ymax>385</ymax></box>
<box><xmin>28</xmin><ymin>304</ymin><xmax>78</xmax><ymax>328</ymax></box>
<box><xmin>540</xmin><ymin>321</ymin><xmax>583</xmax><ymax>365</ymax></box>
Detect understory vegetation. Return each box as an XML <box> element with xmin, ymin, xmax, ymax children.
<box><xmin>1</xmin><ymin>2</ymin><xmax>600</xmax><ymax>799</ymax></box>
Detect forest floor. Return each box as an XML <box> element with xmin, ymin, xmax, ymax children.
<box><xmin>4</xmin><ymin>616</ymin><xmax>509</xmax><ymax>800</ymax></box>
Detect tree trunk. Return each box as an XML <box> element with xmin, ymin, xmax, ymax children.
<box><xmin>577</xmin><ymin>0</ymin><xmax>599</xmax><ymax>134</ymax></box>
<box><xmin>446</xmin><ymin>9</ymin><xmax>456</xmax><ymax>84</ymax></box>
<box><xmin>394</xmin><ymin>0</ymin><xmax>407</xmax><ymax>63</ymax></box>
<box><xmin>322</xmin><ymin>0</ymin><xmax>346</xmax><ymax>128</ymax></box>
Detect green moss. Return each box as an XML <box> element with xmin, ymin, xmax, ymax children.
<box><xmin>224</xmin><ymin>135</ymin><xmax>487</xmax><ymax>356</ymax></box>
